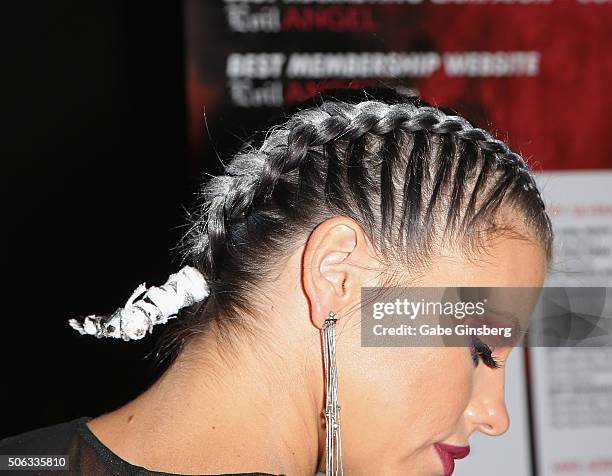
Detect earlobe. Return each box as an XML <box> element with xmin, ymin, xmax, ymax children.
<box><xmin>302</xmin><ymin>217</ymin><xmax>360</xmax><ymax>329</ymax></box>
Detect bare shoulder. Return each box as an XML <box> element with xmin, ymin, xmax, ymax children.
<box><xmin>85</xmin><ymin>406</ymin><xmax>137</xmax><ymax>457</ymax></box>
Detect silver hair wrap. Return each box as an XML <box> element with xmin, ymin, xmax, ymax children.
<box><xmin>68</xmin><ymin>266</ymin><xmax>210</xmax><ymax>341</ymax></box>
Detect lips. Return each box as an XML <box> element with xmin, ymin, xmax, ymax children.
<box><xmin>434</xmin><ymin>442</ymin><xmax>470</xmax><ymax>476</ymax></box>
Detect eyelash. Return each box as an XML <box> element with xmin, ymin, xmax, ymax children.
<box><xmin>470</xmin><ymin>337</ymin><xmax>501</xmax><ymax>369</ymax></box>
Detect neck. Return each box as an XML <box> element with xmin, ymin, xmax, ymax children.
<box><xmin>88</xmin><ymin>325</ymin><xmax>325</xmax><ymax>475</ymax></box>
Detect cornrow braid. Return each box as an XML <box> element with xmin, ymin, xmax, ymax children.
<box><xmin>172</xmin><ymin>88</ymin><xmax>552</xmax><ymax>354</ymax></box>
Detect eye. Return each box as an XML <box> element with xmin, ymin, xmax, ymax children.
<box><xmin>470</xmin><ymin>336</ymin><xmax>502</xmax><ymax>369</ymax></box>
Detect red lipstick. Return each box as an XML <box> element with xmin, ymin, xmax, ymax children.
<box><xmin>434</xmin><ymin>442</ymin><xmax>470</xmax><ymax>476</ymax></box>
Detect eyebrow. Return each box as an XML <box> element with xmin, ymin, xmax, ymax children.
<box><xmin>480</xmin><ymin>306</ymin><xmax>526</xmax><ymax>346</ymax></box>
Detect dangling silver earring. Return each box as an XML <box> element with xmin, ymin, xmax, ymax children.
<box><xmin>322</xmin><ymin>310</ymin><xmax>343</xmax><ymax>476</ymax></box>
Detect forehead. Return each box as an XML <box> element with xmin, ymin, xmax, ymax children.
<box><xmin>395</xmin><ymin>236</ymin><xmax>547</xmax><ymax>343</ymax></box>
<box><xmin>413</xmin><ymin>235</ymin><xmax>548</xmax><ymax>288</ymax></box>
<box><xmin>468</xmin><ymin>235</ymin><xmax>547</xmax><ymax>287</ymax></box>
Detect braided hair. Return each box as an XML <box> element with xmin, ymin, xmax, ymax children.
<box><xmin>166</xmin><ymin>88</ymin><xmax>553</xmax><ymax>356</ymax></box>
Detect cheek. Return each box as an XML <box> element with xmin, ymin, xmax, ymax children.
<box><xmin>419</xmin><ymin>348</ymin><xmax>474</xmax><ymax>437</ymax></box>
<box><xmin>339</xmin><ymin>346</ymin><xmax>474</xmax><ymax>463</ymax></box>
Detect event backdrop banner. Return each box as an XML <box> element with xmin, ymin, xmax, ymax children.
<box><xmin>184</xmin><ymin>0</ymin><xmax>612</xmax><ymax>172</ymax></box>
<box><xmin>183</xmin><ymin>2</ymin><xmax>612</xmax><ymax>475</ymax></box>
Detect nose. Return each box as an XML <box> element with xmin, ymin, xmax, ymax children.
<box><xmin>464</xmin><ymin>367</ymin><xmax>510</xmax><ymax>437</ymax></box>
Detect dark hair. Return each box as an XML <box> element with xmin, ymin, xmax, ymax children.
<box><xmin>161</xmin><ymin>87</ymin><xmax>553</xmax><ymax>360</ymax></box>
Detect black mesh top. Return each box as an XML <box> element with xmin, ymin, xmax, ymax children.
<box><xmin>0</xmin><ymin>416</ymin><xmax>285</xmax><ymax>476</ymax></box>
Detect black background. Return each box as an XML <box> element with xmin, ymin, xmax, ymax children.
<box><xmin>2</xmin><ymin>2</ymin><xmax>196</xmax><ymax>438</ymax></box>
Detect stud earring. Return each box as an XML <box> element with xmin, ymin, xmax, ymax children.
<box><xmin>322</xmin><ymin>310</ymin><xmax>343</xmax><ymax>476</ymax></box>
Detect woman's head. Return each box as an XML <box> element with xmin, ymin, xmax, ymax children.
<box><xmin>165</xmin><ymin>87</ymin><xmax>552</xmax><ymax>474</ymax></box>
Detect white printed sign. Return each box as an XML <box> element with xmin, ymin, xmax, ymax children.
<box><xmin>530</xmin><ymin>170</ymin><xmax>612</xmax><ymax>476</ymax></box>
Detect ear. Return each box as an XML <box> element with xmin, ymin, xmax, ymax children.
<box><xmin>302</xmin><ymin>216</ymin><xmax>366</xmax><ymax>330</ymax></box>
